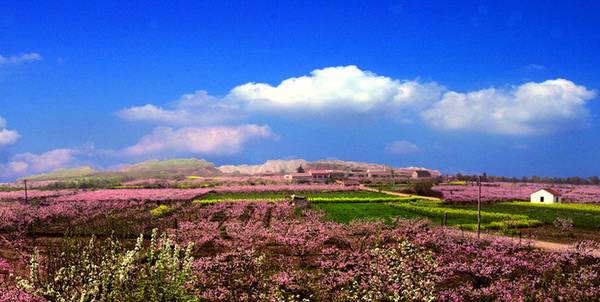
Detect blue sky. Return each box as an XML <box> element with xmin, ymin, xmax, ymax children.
<box><xmin>1</xmin><ymin>0</ymin><xmax>600</xmax><ymax>180</ymax></box>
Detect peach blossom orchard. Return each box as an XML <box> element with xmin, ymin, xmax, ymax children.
<box><xmin>0</xmin><ymin>184</ymin><xmax>599</xmax><ymax>301</ymax></box>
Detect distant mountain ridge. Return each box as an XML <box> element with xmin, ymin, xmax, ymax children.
<box><xmin>22</xmin><ymin>158</ymin><xmax>440</xmax><ymax>181</ymax></box>
<box><xmin>21</xmin><ymin>159</ymin><xmax>221</xmax><ymax>181</ymax></box>
<box><xmin>24</xmin><ymin>166</ymin><xmax>98</xmax><ymax>181</ymax></box>
<box><xmin>117</xmin><ymin>158</ymin><xmax>221</xmax><ymax>178</ymax></box>
<box><xmin>305</xmin><ymin>160</ymin><xmax>389</xmax><ymax>171</ymax></box>
<box><xmin>218</xmin><ymin>159</ymin><xmax>441</xmax><ymax>176</ymax></box>
<box><xmin>218</xmin><ymin>159</ymin><xmax>308</xmax><ymax>175</ymax></box>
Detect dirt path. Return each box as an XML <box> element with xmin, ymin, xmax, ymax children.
<box><xmin>361</xmin><ymin>186</ymin><xmax>600</xmax><ymax>257</ymax></box>
<box><xmin>453</xmin><ymin>229</ymin><xmax>600</xmax><ymax>257</ymax></box>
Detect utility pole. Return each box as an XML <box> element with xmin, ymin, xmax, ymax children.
<box><xmin>477</xmin><ymin>175</ymin><xmax>482</xmax><ymax>238</ymax></box>
<box><xmin>24</xmin><ymin>179</ymin><xmax>29</xmax><ymax>203</ymax></box>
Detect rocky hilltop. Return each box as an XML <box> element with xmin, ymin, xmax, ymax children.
<box><xmin>218</xmin><ymin>159</ymin><xmax>308</xmax><ymax>175</ymax></box>
<box><xmin>218</xmin><ymin>159</ymin><xmax>441</xmax><ymax>176</ymax></box>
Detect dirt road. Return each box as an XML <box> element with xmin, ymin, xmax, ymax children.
<box><xmin>454</xmin><ymin>229</ymin><xmax>600</xmax><ymax>257</ymax></box>
<box><xmin>360</xmin><ymin>186</ymin><xmax>600</xmax><ymax>257</ymax></box>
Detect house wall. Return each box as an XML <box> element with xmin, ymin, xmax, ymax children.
<box><xmin>530</xmin><ymin>191</ymin><xmax>560</xmax><ymax>204</ymax></box>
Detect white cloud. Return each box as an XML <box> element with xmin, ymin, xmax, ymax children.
<box><xmin>229</xmin><ymin>65</ymin><xmax>445</xmax><ymax>113</ymax></box>
<box><xmin>123</xmin><ymin>124</ymin><xmax>275</xmax><ymax>156</ymax></box>
<box><xmin>117</xmin><ymin>90</ymin><xmax>240</xmax><ymax>126</ymax></box>
<box><xmin>117</xmin><ymin>66</ymin><xmax>597</xmax><ymax>136</ymax></box>
<box><xmin>0</xmin><ymin>117</ymin><xmax>20</xmax><ymax>147</ymax></box>
<box><xmin>385</xmin><ymin>140</ymin><xmax>420</xmax><ymax>155</ymax></box>
<box><xmin>524</xmin><ymin>64</ymin><xmax>546</xmax><ymax>71</ymax></box>
<box><xmin>0</xmin><ymin>129</ymin><xmax>19</xmax><ymax>146</ymax></box>
<box><xmin>422</xmin><ymin>79</ymin><xmax>596</xmax><ymax>135</ymax></box>
<box><xmin>0</xmin><ymin>149</ymin><xmax>78</xmax><ymax>179</ymax></box>
<box><xmin>118</xmin><ymin>67</ymin><xmax>445</xmax><ymax>125</ymax></box>
<box><xmin>0</xmin><ymin>53</ymin><xmax>42</xmax><ymax>65</ymax></box>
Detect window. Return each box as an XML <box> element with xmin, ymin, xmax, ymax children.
<box><xmin>540</xmin><ymin>196</ymin><xmax>544</xmax><ymax>202</ymax></box>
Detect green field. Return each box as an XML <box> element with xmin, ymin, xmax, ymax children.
<box><xmin>315</xmin><ymin>197</ymin><xmax>600</xmax><ymax>231</ymax></box>
<box><xmin>447</xmin><ymin>181</ymin><xmax>467</xmax><ymax>185</ymax></box>
<box><xmin>197</xmin><ymin>190</ymin><xmax>600</xmax><ymax>233</ymax></box>
<box><xmin>315</xmin><ymin>202</ymin><xmax>422</xmax><ymax>223</ymax></box>
<box><xmin>453</xmin><ymin>202</ymin><xmax>600</xmax><ymax>229</ymax></box>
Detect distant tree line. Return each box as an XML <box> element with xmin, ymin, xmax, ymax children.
<box><xmin>453</xmin><ymin>172</ymin><xmax>600</xmax><ymax>185</ymax></box>
<box><xmin>41</xmin><ymin>177</ymin><xmax>129</xmax><ymax>190</ymax></box>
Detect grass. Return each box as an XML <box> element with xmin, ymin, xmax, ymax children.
<box><xmin>452</xmin><ymin>201</ymin><xmax>600</xmax><ymax>229</ymax></box>
<box><xmin>196</xmin><ymin>189</ymin><xmax>600</xmax><ymax>233</ymax></box>
<box><xmin>314</xmin><ymin>198</ymin><xmax>600</xmax><ymax>232</ymax></box>
<box><xmin>150</xmin><ymin>204</ymin><xmax>176</xmax><ymax>218</ymax></box>
<box><xmin>384</xmin><ymin>200</ymin><xmax>543</xmax><ymax>230</ymax></box>
<box><xmin>314</xmin><ymin>202</ymin><xmax>422</xmax><ymax>224</ymax></box>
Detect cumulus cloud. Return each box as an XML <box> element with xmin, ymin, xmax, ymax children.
<box><xmin>123</xmin><ymin>124</ymin><xmax>275</xmax><ymax>156</ymax></box>
<box><xmin>119</xmin><ymin>66</ymin><xmax>444</xmax><ymax>125</ymax></box>
<box><xmin>118</xmin><ymin>66</ymin><xmax>597</xmax><ymax>136</ymax></box>
<box><xmin>229</xmin><ymin>65</ymin><xmax>445</xmax><ymax>113</ymax></box>
<box><xmin>117</xmin><ymin>90</ymin><xmax>240</xmax><ymax>126</ymax></box>
<box><xmin>0</xmin><ymin>117</ymin><xmax>20</xmax><ymax>146</ymax></box>
<box><xmin>0</xmin><ymin>52</ymin><xmax>42</xmax><ymax>65</ymax></box>
<box><xmin>385</xmin><ymin>140</ymin><xmax>420</xmax><ymax>155</ymax></box>
<box><xmin>0</xmin><ymin>149</ymin><xmax>78</xmax><ymax>179</ymax></box>
<box><xmin>422</xmin><ymin>79</ymin><xmax>596</xmax><ymax>135</ymax></box>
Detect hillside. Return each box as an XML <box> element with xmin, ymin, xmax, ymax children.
<box><xmin>23</xmin><ymin>166</ymin><xmax>98</xmax><ymax>181</ymax></box>
<box><xmin>22</xmin><ymin>159</ymin><xmax>221</xmax><ymax>182</ymax></box>
<box><xmin>116</xmin><ymin>158</ymin><xmax>222</xmax><ymax>178</ymax></box>
<box><xmin>20</xmin><ymin>158</ymin><xmax>440</xmax><ymax>181</ymax></box>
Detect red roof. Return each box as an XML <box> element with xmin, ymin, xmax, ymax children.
<box><xmin>539</xmin><ymin>188</ymin><xmax>562</xmax><ymax>196</ymax></box>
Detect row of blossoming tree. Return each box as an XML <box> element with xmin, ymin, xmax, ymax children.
<box><xmin>1</xmin><ymin>197</ymin><xmax>599</xmax><ymax>301</ymax></box>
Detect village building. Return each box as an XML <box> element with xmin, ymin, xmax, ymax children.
<box><xmin>284</xmin><ymin>173</ymin><xmax>313</xmax><ymax>182</ymax></box>
<box><xmin>367</xmin><ymin>169</ymin><xmax>392</xmax><ymax>179</ymax></box>
<box><xmin>392</xmin><ymin>169</ymin><xmax>413</xmax><ymax>179</ymax></box>
<box><xmin>308</xmin><ymin>170</ymin><xmax>332</xmax><ymax>181</ymax></box>
<box><xmin>347</xmin><ymin>169</ymin><xmax>368</xmax><ymax>179</ymax></box>
<box><xmin>284</xmin><ymin>167</ymin><xmax>436</xmax><ymax>184</ymax></box>
<box><xmin>530</xmin><ymin>188</ymin><xmax>562</xmax><ymax>204</ymax></box>
<box><xmin>329</xmin><ymin>170</ymin><xmax>349</xmax><ymax>179</ymax></box>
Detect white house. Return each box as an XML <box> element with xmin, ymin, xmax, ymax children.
<box><xmin>530</xmin><ymin>188</ymin><xmax>562</xmax><ymax>204</ymax></box>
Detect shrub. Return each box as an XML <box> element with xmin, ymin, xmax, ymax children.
<box><xmin>150</xmin><ymin>204</ymin><xmax>176</xmax><ymax>218</ymax></box>
<box><xmin>342</xmin><ymin>241</ymin><xmax>437</xmax><ymax>302</ymax></box>
<box><xmin>17</xmin><ymin>229</ymin><xmax>197</xmax><ymax>301</ymax></box>
<box><xmin>404</xmin><ymin>181</ymin><xmax>444</xmax><ymax>198</ymax></box>
<box><xmin>553</xmin><ymin>217</ymin><xmax>574</xmax><ymax>233</ymax></box>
